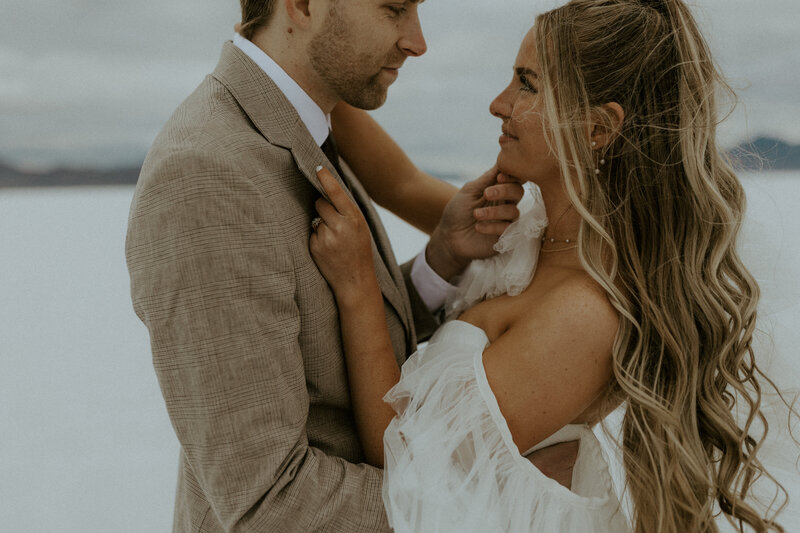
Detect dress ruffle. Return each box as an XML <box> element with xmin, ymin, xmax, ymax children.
<box><xmin>383</xmin><ymin>320</ymin><xmax>630</xmax><ymax>533</ymax></box>
<box><xmin>445</xmin><ymin>183</ymin><xmax>548</xmax><ymax>319</ymax></box>
<box><xmin>382</xmin><ymin>176</ymin><xmax>799</xmax><ymax>531</ymax></box>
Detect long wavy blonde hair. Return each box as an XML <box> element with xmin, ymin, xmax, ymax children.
<box><xmin>533</xmin><ymin>0</ymin><xmax>794</xmax><ymax>530</ymax></box>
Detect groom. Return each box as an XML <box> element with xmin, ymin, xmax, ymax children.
<box><xmin>126</xmin><ymin>0</ymin><xmax>584</xmax><ymax>532</ymax></box>
<box><xmin>126</xmin><ymin>1</ymin><xmax>531</xmax><ymax>531</ymax></box>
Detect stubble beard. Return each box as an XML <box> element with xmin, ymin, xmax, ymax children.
<box><xmin>308</xmin><ymin>5</ymin><xmax>392</xmax><ymax>110</ymax></box>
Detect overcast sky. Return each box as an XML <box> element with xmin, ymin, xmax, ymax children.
<box><xmin>2</xmin><ymin>0</ymin><xmax>799</xmax><ymax>173</ymax></box>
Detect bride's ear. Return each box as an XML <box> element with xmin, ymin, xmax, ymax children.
<box><xmin>589</xmin><ymin>102</ymin><xmax>625</xmax><ymax>149</ymax></box>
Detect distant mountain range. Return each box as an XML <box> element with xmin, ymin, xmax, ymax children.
<box><xmin>1</xmin><ymin>136</ymin><xmax>798</xmax><ymax>189</ymax></box>
<box><xmin>0</xmin><ymin>161</ymin><xmax>141</xmax><ymax>188</ymax></box>
<box><xmin>726</xmin><ymin>137</ymin><xmax>800</xmax><ymax>171</ymax></box>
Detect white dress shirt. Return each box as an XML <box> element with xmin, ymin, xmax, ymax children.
<box><xmin>233</xmin><ymin>34</ymin><xmax>453</xmax><ymax>312</ymax></box>
<box><xmin>233</xmin><ymin>33</ymin><xmax>331</xmax><ymax>145</ymax></box>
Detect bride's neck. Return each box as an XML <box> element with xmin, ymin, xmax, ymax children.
<box><xmin>539</xmin><ymin>186</ymin><xmax>580</xmax><ymax>240</ymax></box>
<box><xmin>537</xmin><ymin>182</ymin><xmax>583</xmax><ymax>268</ymax></box>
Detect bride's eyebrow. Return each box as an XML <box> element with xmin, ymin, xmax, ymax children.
<box><xmin>515</xmin><ymin>67</ymin><xmax>538</xmax><ymax>79</ymax></box>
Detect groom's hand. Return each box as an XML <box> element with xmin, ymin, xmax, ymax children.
<box><xmin>426</xmin><ymin>167</ymin><xmax>524</xmax><ymax>282</ymax></box>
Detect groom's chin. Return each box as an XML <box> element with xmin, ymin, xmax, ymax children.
<box><xmin>344</xmin><ymin>88</ymin><xmax>389</xmax><ymax>111</ymax></box>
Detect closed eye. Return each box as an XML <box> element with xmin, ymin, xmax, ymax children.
<box><xmin>515</xmin><ymin>67</ymin><xmax>539</xmax><ymax>94</ymax></box>
<box><xmin>519</xmin><ymin>74</ymin><xmax>538</xmax><ymax>93</ymax></box>
<box><xmin>386</xmin><ymin>5</ymin><xmax>407</xmax><ymax>16</ymax></box>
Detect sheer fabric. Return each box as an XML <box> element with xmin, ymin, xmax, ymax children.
<box><xmin>383</xmin><ymin>183</ymin><xmax>627</xmax><ymax>531</ymax></box>
<box><xmin>383</xmin><ymin>320</ymin><xmax>629</xmax><ymax>532</ymax></box>
<box><xmin>445</xmin><ymin>183</ymin><xmax>548</xmax><ymax>319</ymax></box>
<box><xmin>381</xmin><ymin>180</ymin><xmax>798</xmax><ymax>530</ymax></box>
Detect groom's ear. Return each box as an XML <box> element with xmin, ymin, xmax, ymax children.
<box><xmin>284</xmin><ymin>0</ymin><xmax>313</xmax><ymax>28</ymax></box>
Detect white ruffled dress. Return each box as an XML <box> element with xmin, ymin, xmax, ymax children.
<box><xmin>382</xmin><ymin>184</ymin><xmax>630</xmax><ymax>532</ymax></box>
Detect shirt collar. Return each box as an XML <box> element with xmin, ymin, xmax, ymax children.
<box><xmin>233</xmin><ymin>33</ymin><xmax>331</xmax><ymax>147</ymax></box>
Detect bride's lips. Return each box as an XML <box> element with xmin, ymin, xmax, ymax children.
<box><xmin>499</xmin><ymin>127</ymin><xmax>518</xmax><ymax>144</ymax></box>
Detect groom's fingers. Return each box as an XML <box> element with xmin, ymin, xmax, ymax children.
<box><xmin>474</xmin><ymin>221</ymin><xmax>512</xmax><ymax>236</ymax></box>
<box><xmin>496</xmin><ymin>172</ymin><xmax>523</xmax><ymax>184</ymax></box>
<box><xmin>484</xmin><ymin>181</ymin><xmax>524</xmax><ymax>204</ymax></box>
<box><xmin>467</xmin><ymin>165</ymin><xmax>500</xmax><ymax>192</ymax></box>
<box><xmin>474</xmin><ymin>203</ymin><xmax>520</xmax><ymax>223</ymax></box>
<box><xmin>475</xmin><ymin>165</ymin><xmax>500</xmax><ymax>184</ymax></box>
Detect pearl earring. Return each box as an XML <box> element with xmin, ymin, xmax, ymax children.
<box><xmin>591</xmin><ymin>141</ymin><xmax>606</xmax><ymax>175</ymax></box>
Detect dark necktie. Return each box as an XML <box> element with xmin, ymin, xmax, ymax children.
<box><xmin>321</xmin><ymin>134</ymin><xmax>344</xmax><ymax>178</ymax></box>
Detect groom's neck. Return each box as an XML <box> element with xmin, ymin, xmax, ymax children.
<box><xmin>250</xmin><ymin>27</ymin><xmax>339</xmax><ymax>114</ymax></box>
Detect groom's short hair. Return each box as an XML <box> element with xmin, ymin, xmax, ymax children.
<box><xmin>239</xmin><ymin>0</ymin><xmax>278</xmax><ymax>40</ymax></box>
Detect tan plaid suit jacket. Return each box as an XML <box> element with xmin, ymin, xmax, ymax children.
<box><xmin>126</xmin><ymin>42</ymin><xmax>438</xmax><ymax>532</ymax></box>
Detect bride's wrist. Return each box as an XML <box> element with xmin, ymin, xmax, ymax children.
<box><xmin>332</xmin><ymin>278</ymin><xmax>382</xmax><ymax>309</ymax></box>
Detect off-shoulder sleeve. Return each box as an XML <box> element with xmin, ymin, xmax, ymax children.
<box><xmin>381</xmin><ymin>321</ymin><xmax>630</xmax><ymax>533</ymax></box>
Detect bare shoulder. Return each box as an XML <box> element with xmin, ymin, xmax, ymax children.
<box><xmin>481</xmin><ymin>271</ymin><xmax>619</xmax><ymax>449</ymax></box>
<box><xmin>519</xmin><ymin>270</ymin><xmax>619</xmax><ymax>349</ymax></box>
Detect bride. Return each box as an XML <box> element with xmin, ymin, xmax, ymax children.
<box><xmin>310</xmin><ymin>0</ymin><xmax>795</xmax><ymax>531</ymax></box>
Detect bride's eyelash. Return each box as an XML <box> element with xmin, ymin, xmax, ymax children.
<box><xmin>519</xmin><ymin>75</ymin><xmax>538</xmax><ymax>93</ymax></box>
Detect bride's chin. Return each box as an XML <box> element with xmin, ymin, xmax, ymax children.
<box><xmin>496</xmin><ymin>159</ymin><xmax>535</xmax><ymax>185</ymax></box>
<box><xmin>495</xmin><ymin>155</ymin><xmax>517</xmax><ymax>179</ymax></box>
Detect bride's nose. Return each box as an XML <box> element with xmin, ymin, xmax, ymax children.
<box><xmin>490</xmin><ymin>87</ymin><xmax>512</xmax><ymax>120</ymax></box>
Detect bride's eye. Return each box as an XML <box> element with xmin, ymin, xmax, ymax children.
<box><xmin>519</xmin><ymin>75</ymin><xmax>538</xmax><ymax>94</ymax></box>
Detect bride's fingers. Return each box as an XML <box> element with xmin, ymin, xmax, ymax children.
<box><xmin>474</xmin><ymin>203</ymin><xmax>520</xmax><ymax>223</ymax></box>
<box><xmin>316</xmin><ymin>165</ymin><xmax>357</xmax><ymax>216</ymax></box>
<box><xmin>315</xmin><ymin>197</ymin><xmax>340</xmax><ymax>226</ymax></box>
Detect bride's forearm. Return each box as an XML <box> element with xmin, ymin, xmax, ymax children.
<box><xmin>331</xmin><ymin>103</ymin><xmax>457</xmax><ymax>235</ymax></box>
<box><xmin>334</xmin><ymin>283</ymin><xmax>401</xmax><ymax>468</ymax></box>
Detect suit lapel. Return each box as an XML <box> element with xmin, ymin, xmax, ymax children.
<box><xmin>292</xmin><ymin>141</ymin><xmax>412</xmax><ymax>336</ymax></box>
<box><xmin>211</xmin><ymin>42</ymin><xmax>412</xmax><ymax>336</ymax></box>
<box><xmin>338</xmin><ymin>165</ymin><xmax>415</xmax><ymax>334</ymax></box>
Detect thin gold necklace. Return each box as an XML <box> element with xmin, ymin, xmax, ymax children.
<box><xmin>540</xmin><ymin>243</ymin><xmax>578</xmax><ymax>253</ymax></box>
<box><xmin>541</xmin><ymin>236</ymin><xmax>577</xmax><ymax>245</ymax></box>
<box><xmin>541</xmin><ymin>204</ymin><xmax>577</xmax><ymax>248</ymax></box>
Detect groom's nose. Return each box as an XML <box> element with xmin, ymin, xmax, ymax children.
<box><xmin>398</xmin><ymin>11</ymin><xmax>427</xmax><ymax>57</ymax></box>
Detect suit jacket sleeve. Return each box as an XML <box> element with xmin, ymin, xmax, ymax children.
<box><xmin>126</xmin><ymin>150</ymin><xmax>388</xmax><ymax>532</ymax></box>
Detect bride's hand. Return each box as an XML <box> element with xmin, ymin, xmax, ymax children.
<box><xmin>309</xmin><ymin>166</ymin><xmax>379</xmax><ymax>302</ymax></box>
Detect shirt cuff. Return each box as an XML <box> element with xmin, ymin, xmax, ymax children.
<box><xmin>410</xmin><ymin>251</ymin><xmax>456</xmax><ymax>312</ymax></box>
